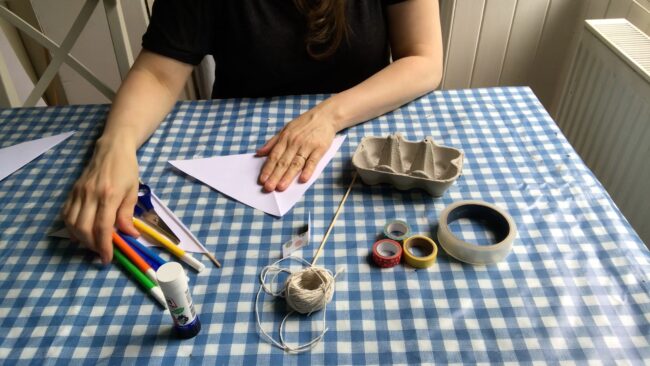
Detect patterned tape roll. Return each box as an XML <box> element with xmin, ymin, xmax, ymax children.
<box><xmin>372</xmin><ymin>239</ymin><xmax>403</xmax><ymax>268</ymax></box>
<box><xmin>402</xmin><ymin>235</ymin><xmax>438</xmax><ymax>269</ymax></box>
<box><xmin>383</xmin><ymin>220</ymin><xmax>411</xmax><ymax>241</ymax></box>
<box><xmin>437</xmin><ymin>200</ymin><xmax>516</xmax><ymax>265</ymax></box>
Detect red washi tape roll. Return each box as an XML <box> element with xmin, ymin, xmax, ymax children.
<box><xmin>372</xmin><ymin>239</ymin><xmax>403</xmax><ymax>268</ymax></box>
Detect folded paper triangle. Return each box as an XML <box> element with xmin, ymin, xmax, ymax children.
<box><xmin>169</xmin><ymin>135</ymin><xmax>346</xmax><ymax>216</ymax></box>
<box><xmin>0</xmin><ymin>131</ymin><xmax>75</xmax><ymax>182</ymax></box>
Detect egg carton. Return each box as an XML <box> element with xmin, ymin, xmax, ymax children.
<box><xmin>352</xmin><ymin>133</ymin><xmax>463</xmax><ymax>197</ymax></box>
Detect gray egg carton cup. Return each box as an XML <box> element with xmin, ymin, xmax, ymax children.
<box><xmin>352</xmin><ymin>133</ymin><xmax>463</xmax><ymax>197</ymax></box>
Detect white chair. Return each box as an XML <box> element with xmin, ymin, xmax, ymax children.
<box><xmin>0</xmin><ymin>0</ymin><xmax>144</xmax><ymax>107</ymax></box>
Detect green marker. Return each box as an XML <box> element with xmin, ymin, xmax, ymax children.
<box><xmin>113</xmin><ymin>246</ymin><xmax>166</xmax><ymax>308</ymax></box>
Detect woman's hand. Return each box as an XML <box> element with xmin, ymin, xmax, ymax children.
<box><xmin>62</xmin><ymin>137</ymin><xmax>140</xmax><ymax>264</ymax></box>
<box><xmin>256</xmin><ymin>0</ymin><xmax>443</xmax><ymax>192</ymax></box>
<box><xmin>257</xmin><ymin>106</ymin><xmax>337</xmax><ymax>192</ymax></box>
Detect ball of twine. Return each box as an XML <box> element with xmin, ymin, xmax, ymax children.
<box><xmin>284</xmin><ymin>266</ymin><xmax>335</xmax><ymax>314</ymax></box>
<box><xmin>256</xmin><ymin>257</ymin><xmax>343</xmax><ymax>352</ymax></box>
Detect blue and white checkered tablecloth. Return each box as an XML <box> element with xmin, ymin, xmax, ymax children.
<box><xmin>0</xmin><ymin>87</ymin><xmax>648</xmax><ymax>365</ymax></box>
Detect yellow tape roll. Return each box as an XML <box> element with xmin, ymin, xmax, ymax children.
<box><xmin>402</xmin><ymin>235</ymin><xmax>438</xmax><ymax>269</ymax></box>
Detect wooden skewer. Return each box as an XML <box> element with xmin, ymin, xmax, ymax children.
<box><xmin>311</xmin><ymin>172</ymin><xmax>357</xmax><ymax>266</ymax></box>
<box><xmin>204</xmin><ymin>251</ymin><xmax>222</xmax><ymax>268</ymax></box>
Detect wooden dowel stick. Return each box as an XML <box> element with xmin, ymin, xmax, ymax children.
<box><xmin>204</xmin><ymin>251</ymin><xmax>222</xmax><ymax>268</ymax></box>
<box><xmin>311</xmin><ymin>172</ymin><xmax>357</xmax><ymax>266</ymax></box>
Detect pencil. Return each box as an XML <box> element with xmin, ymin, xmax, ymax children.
<box><xmin>112</xmin><ymin>232</ymin><xmax>158</xmax><ymax>283</ymax></box>
<box><xmin>133</xmin><ymin>217</ymin><xmax>205</xmax><ymax>272</ymax></box>
<box><xmin>119</xmin><ymin>232</ymin><xmax>167</xmax><ymax>269</ymax></box>
<box><xmin>113</xmin><ymin>246</ymin><xmax>166</xmax><ymax>308</ymax></box>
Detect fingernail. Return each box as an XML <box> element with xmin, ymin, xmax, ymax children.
<box><xmin>261</xmin><ymin>174</ymin><xmax>269</xmax><ymax>183</ymax></box>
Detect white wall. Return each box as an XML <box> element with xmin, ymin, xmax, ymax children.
<box><xmin>439</xmin><ymin>0</ymin><xmax>650</xmax><ymax>117</ymax></box>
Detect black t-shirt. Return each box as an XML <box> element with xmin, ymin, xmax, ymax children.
<box><xmin>142</xmin><ymin>0</ymin><xmax>406</xmax><ymax>99</ymax></box>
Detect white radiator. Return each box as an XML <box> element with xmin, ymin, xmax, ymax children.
<box><xmin>557</xmin><ymin>19</ymin><xmax>650</xmax><ymax>246</ymax></box>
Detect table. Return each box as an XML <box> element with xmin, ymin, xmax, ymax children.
<box><xmin>1</xmin><ymin>87</ymin><xmax>648</xmax><ymax>364</ymax></box>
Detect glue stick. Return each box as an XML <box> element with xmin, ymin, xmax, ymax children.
<box><xmin>156</xmin><ymin>262</ymin><xmax>201</xmax><ymax>339</ymax></box>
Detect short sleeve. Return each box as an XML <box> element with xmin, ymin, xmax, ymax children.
<box><xmin>384</xmin><ymin>0</ymin><xmax>409</xmax><ymax>5</ymax></box>
<box><xmin>141</xmin><ymin>0</ymin><xmax>215</xmax><ymax>65</ymax></box>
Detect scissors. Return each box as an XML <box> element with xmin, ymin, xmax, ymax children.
<box><xmin>134</xmin><ymin>183</ymin><xmax>181</xmax><ymax>244</ymax></box>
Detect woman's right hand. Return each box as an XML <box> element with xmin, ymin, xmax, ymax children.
<box><xmin>62</xmin><ymin>137</ymin><xmax>141</xmax><ymax>264</ymax></box>
<box><xmin>59</xmin><ymin>50</ymin><xmax>196</xmax><ymax>264</ymax></box>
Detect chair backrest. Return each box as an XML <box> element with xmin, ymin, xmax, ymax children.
<box><xmin>0</xmin><ymin>0</ymin><xmax>138</xmax><ymax>107</ymax></box>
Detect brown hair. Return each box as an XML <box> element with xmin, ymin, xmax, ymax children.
<box><xmin>293</xmin><ymin>0</ymin><xmax>349</xmax><ymax>60</ymax></box>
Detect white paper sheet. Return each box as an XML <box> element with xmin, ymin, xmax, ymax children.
<box><xmin>169</xmin><ymin>135</ymin><xmax>346</xmax><ymax>216</ymax></box>
<box><xmin>0</xmin><ymin>131</ymin><xmax>75</xmax><ymax>182</ymax></box>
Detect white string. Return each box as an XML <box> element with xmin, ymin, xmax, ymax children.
<box><xmin>255</xmin><ymin>256</ymin><xmax>344</xmax><ymax>353</ymax></box>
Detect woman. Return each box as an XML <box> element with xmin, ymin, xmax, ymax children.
<box><xmin>63</xmin><ymin>0</ymin><xmax>443</xmax><ymax>264</ymax></box>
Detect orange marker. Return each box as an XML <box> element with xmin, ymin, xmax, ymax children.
<box><xmin>112</xmin><ymin>232</ymin><xmax>157</xmax><ymax>283</ymax></box>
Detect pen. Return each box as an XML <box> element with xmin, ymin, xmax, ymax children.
<box><xmin>112</xmin><ymin>232</ymin><xmax>158</xmax><ymax>283</ymax></box>
<box><xmin>113</xmin><ymin>246</ymin><xmax>166</xmax><ymax>308</ymax></box>
<box><xmin>133</xmin><ymin>217</ymin><xmax>206</xmax><ymax>272</ymax></box>
<box><xmin>118</xmin><ymin>232</ymin><xmax>167</xmax><ymax>269</ymax></box>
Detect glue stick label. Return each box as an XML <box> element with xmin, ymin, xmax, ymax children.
<box><xmin>165</xmin><ymin>288</ymin><xmax>196</xmax><ymax>326</ymax></box>
<box><xmin>156</xmin><ymin>262</ymin><xmax>199</xmax><ymax>331</ymax></box>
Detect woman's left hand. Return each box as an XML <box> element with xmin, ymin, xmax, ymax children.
<box><xmin>257</xmin><ymin>108</ymin><xmax>337</xmax><ymax>192</ymax></box>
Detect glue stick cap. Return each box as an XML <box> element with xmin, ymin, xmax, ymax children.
<box><xmin>157</xmin><ymin>262</ymin><xmax>201</xmax><ymax>339</ymax></box>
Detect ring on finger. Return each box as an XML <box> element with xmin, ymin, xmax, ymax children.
<box><xmin>292</xmin><ymin>155</ymin><xmax>307</xmax><ymax>166</ymax></box>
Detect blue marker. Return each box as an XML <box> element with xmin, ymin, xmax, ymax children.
<box><xmin>118</xmin><ymin>232</ymin><xmax>167</xmax><ymax>269</ymax></box>
<box><xmin>127</xmin><ymin>239</ymin><xmax>159</xmax><ymax>269</ymax></box>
